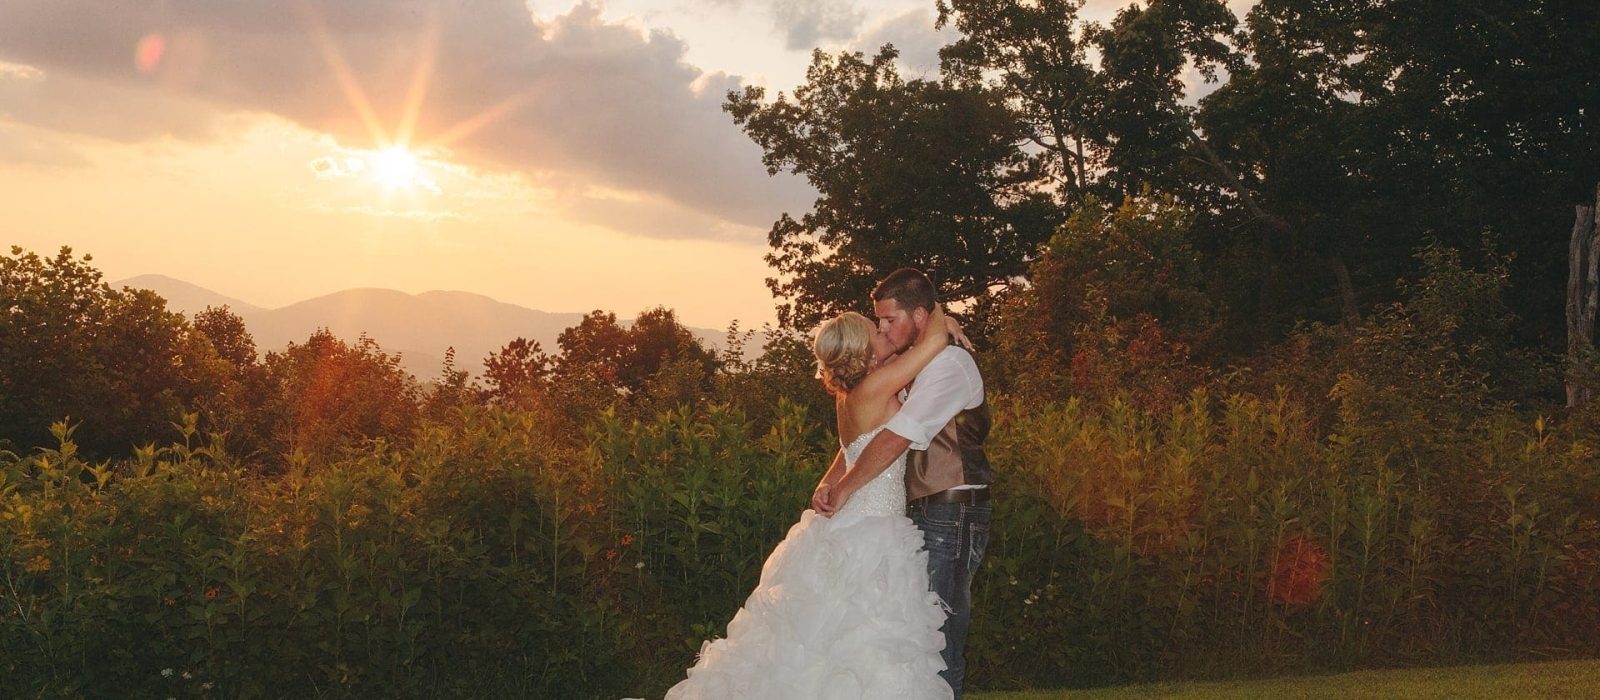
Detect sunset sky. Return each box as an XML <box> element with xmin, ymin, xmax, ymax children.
<box><xmin>1</xmin><ymin>0</ymin><xmax>1252</xmax><ymax>330</ymax></box>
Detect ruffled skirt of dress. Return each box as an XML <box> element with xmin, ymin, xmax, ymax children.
<box><xmin>662</xmin><ymin>509</ymin><xmax>951</xmax><ymax>700</ymax></box>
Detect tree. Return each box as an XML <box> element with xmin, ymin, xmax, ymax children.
<box><xmin>0</xmin><ymin>246</ymin><xmax>222</xmax><ymax>456</ymax></box>
<box><xmin>619</xmin><ymin>307</ymin><xmax>717</xmax><ymax>397</ymax></box>
<box><xmin>188</xmin><ymin>304</ymin><xmax>272</xmax><ymax>456</ymax></box>
<box><xmin>937</xmin><ymin>0</ymin><xmax>1239</xmax><ymax>200</ymax></box>
<box><xmin>936</xmin><ymin>0</ymin><xmax>1106</xmax><ymax>199</ymax></box>
<box><xmin>423</xmin><ymin>347</ymin><xmax>482</xmax><ymax>420</ymax></box>
<box><xmin>1088</xmin><ymin>0</ymin><xmax>1237</xmax><ymax>197</ymax></box>
<box><xmin>547</xmin><ymin>307</ymin><xmax>718</xmax><ymax>422</ymax></box>
<box><xmin>482</xmin><ymin>337</ymin><xmax>552</xmax><ymax>408</ymax></box>
<box><xmin>260</xmin><ymin>329</ymin><xmax>421</xmax><ymax>465</ymax></box>
<box><xmin>552</xmin><ymin>308</ymin><xmax>715</xmax><ymax>398</ymax></box>
<box><xmin>712</xmin><ymin>325</ymin><xmax>832</xmax><ymax>436</ymax></box>
<box><xmin>991</xmin><ymin>194</ymin><xmax>1216</xmax><ymax>406</ymax></box>
<box><xmin>1199</xmin><ymin>0</ymin><xmax>1600</xmax><ymax>340</ymax></box>
<box><xmin>192</xmin><ymin>305</ymin><xmax>257</xmax><ymax>368</ymax></box>
<box><xmin>726</xmin><ymin>46</ymin><xmax>1059</xmax><ymax>331</ymax></box>
<box><xmin>553</xmin><ymin>310</ymin><xmax>630</xmax><ymax>389</ymax></box>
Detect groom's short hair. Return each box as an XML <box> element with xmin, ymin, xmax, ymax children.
<box><xmin>872</xmin><ymin>268</ymin><xmax>937</xmax><ymax>313</ymax></box>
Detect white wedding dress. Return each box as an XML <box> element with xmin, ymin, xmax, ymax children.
<box><xmin>660</xmin><ymin>425</ymin><xmax>951</xmax><ymax>700</ymax></box>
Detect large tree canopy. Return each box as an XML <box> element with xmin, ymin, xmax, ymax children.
<box><xmin>726</xmin><ymin>46</ymin><xmax>1059</xmax><ymax>331</ymax></box>
<box><xmin>733</xmin><ymin>0</ymin><xmax>1598</xmax><ymax>352</ymax></box>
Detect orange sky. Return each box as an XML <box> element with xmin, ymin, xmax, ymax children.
<box><xmin>0</xmin><ymin>0</ymin><xmax>1254</xmax><ymax>329</ymax></box>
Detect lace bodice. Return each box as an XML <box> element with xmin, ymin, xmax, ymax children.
<box><xmin>838</xmin><ymin>425</ymin><xmax>908</xmax><ymax>518</ymax></box>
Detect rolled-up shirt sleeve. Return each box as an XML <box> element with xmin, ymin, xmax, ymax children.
<box><xmin>883</xmin><ymin>349</ymin><xmax>982</xmax><ymax>450</ymax></box>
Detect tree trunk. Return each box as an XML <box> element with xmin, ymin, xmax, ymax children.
<box><xmin>1332</xmin><ymin>256</ymin><xmax>1360</xmax><ymax>327</ymax></box>
<box><xmin>1567</xmin><ymin>183</ymin><xmax>1600</xmax><ymax>408</ymax></box>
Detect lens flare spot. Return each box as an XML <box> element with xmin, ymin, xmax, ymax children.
<box><xmin>1265</xmin><ymin>534</ymin><xmax>1330</xmax><ymax>606</ymax></box>
<box><xmin>135</xmin><ymin>34</ymin><xmax>166</xmax><ymax>74</ymax></box>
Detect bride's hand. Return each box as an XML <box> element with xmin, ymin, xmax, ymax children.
<box><xmin>918</xmin><ymin>305</ymin><xmax>949</xmax><ymax>345</ymax></box>
<box><xmin>811</xmin><ymin>483</ymin><xmax>835</xmax><ymax>516</ymax></box>
<box><xmin>943</xmin><ymin>314</ymin><xmax>973</xmax><ymax>351</ymax></box>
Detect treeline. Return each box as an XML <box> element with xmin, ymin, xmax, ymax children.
<box><xmin>0</xmin><ymin>245</ymin><xmax>830</xmax><ymax>468</ymax></box>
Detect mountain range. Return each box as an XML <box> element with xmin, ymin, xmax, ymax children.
<box><xmin>113</xmin><ymin>275</ymin><xmax>725</xmax><ymax>381</ymax></box>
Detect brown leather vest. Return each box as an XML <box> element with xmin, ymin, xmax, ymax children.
<box><xmin>905</xmin><ymin>399</ymin><xmax>992</xmax><ymax>501</ymax></box>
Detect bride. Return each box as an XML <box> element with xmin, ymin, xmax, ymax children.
<box><xmin>658</xmin><ymin>306</ymin><xmax>960</xmax><ymax>700</ymax></box>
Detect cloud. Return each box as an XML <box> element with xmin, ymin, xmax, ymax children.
<box><xmin>326</xmin><ymin>204</ymin><xmax>468</xmax><ymax>222</ymax></box>
<box><xmin>771</xmin><ymin>0</ymin><xmax>864</xmax><ymax>50</ymax></box>
<box><xmin>0</xmin><ymin>120</ymin><xmax>89</xmax><ymax>168</ymax></box>
<box><xmin>851</xmin><ymin>8</ymin><xmax>957</xmax><ymax>78</ymax></box>
<box><xmin>0</xmin><ymin>0</ymin><xmax>812</xmax><ymax>237</ymax></box>
<box><xmin>555</xmin><ymin>185</ymin><xmax>765</xmax><ymax>243</ymax></box>
<box><xmin>309</xmin><ymin>156</ymin><xmax>365</xmax><ymax>179</ymax></box>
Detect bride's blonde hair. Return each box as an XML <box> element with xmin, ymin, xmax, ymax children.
<box><xmin>813</xmin><ymin>312</ymin><xmax>874</xmax><ymax>396</ymax></box>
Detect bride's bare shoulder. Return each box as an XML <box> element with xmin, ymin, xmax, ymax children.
<box><xmin>839</xmin><ymin>389</ymin><xmax>896</xmax><ymax>440</ymax></box>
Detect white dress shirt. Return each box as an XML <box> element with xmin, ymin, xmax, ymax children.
<box><xmin>883</xmin><ymin>346</ymin><xmax>985</xmax><ymax>488</ymax></box>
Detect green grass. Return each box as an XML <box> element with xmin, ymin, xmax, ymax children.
<box><xmin>970</xmin><ymin>658</ymin><xmax>1600</xmax><ymax>699</ymax></box>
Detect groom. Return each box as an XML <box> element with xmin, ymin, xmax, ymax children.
<box><xmin>815</xmin><ymin>268</ymin><xmax>993</xmax><ymax>699</ymax></box>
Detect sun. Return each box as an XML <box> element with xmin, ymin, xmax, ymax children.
<box><xmin>369</xmin><ymin>146</ymin><xmax>431</xmax><ymax>193</ymax></box>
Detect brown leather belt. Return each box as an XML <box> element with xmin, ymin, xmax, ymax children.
<box><xmin>908</xmin><ymin>488</ymin><xmax>992</xmax><ymax>508</ymax></box>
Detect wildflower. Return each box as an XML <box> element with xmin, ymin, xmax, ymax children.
<box><xmin>24</xmin><ymin>554</ymin><xmax>51</xmax><ymax>574</ymax></box>
<box><xmin>163</xmin><ymin>597</ymin><xmax>176</xmax><ymax>606</ymax></box>
<box><xmin>635</xmin><ymin>561</ymin><xmax>645</xmax><ymax>569</ymax></box>
<box><xmin>161</xmin><ymin>668</ymin><xmax>174</xmax><ymax>677</ymax></box>
<box><xmin>621</xmin><ymin>533</ymin><xmax>634</xmax><ymax>546</ymax></box>
<box><xmin>202</xmin><ymin>682</ymin><xmax>214</xmax><ymax>690</ymax></box>
<box><xmin>205</xmin><ymin>587</ymin><xmax>219</xmax><ymax>600</ymax></box>
<box><xmin>182</xmin><ymin>671</ymin><xmax>193</xmax><ymax>680</ymax></box>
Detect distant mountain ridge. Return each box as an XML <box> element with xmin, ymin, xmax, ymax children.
<box><xmin>119</xmin><ymin>274</ymin><xmax>265</xmax><ymax>316</ymax></box>
<box><xmin>113</xmin><ymin>275</ymin><xmax>724</xmax><ymax>381</ymax></box>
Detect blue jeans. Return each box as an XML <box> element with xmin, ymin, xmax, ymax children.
<box><xmin>909</xmin><ymin>499</ymin><xmax>992</xmax><ymax>700</ymax></box>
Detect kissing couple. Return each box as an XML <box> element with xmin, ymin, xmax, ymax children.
<box><xmin>658</xmin><ymin>268</ymin><xmax>994</xmax><ymax>700</ymax></box>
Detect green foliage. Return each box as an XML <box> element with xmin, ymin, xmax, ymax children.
<box><xmin>259</xmin><ymin>330</ymin><xmax>422</xmax><ymax>467</ymax></box>
<box><xmin>549</xmin><ymin>307</ymin><xmax>719</xmax><ymax>425</ymax></box>
<box><xmin>711</xmin><ymin>324</ymin><xmax>833</xmax><ymax>437</ymax></box>
<box><xmin>422</xmin><ymin>346</ymin><xmax>481</xmax><ymax>422</ymax></box>
<box><xmin>936</xmin><ymin>0</ymin><xmax>1237</xmax><ymax>199</ymax></box>
<box><xmin>992</xmin><ymin>193</ymin><xmax>1216</xmax><ymax>410</ymax></box>
<box><xmin>969</xmin><ymin>391</ymin><xmax>1599</xmax><ymax>689</ymax></box>
<box><xmin>0</xmin><ymin>246</ymin><xmax>227</xmax><ymax>457</ymax></box>
<box><xmin>1197</xmin><ymin>0</ymin><xmax>1600</xmax><ymax>336</ymax></box>
<box><xmin>0</xmin><ymin>401</ymin><xmax>829</xmax><ymax>698</ymax></box>
<box><xmin>1330</xmin><ymin>241</ymin><xmax>1555</xmax><ymax>444</ymax></box>
<box><xmin>2</xmin><ymin>376</ymin><xmax>1598</xmax><ymax>696</ymax></box>
<box><xmin>0</xmin><ymin>408</ymin><xmax>620</xmax><ymax>698</ymax></box>
<box><xmin>591</xmin><ymin>401</ymin><xmax>828</xmax><ymax>694</ymax></box>
<box><xmin>189</xmin><ymin>305</ymin><xmax>275</xmax><ymax>458</ymax></box>
<box><xmin>481</xmin><ymin>336</ymin><xmax>551</xmax><ymax>408</ymax></box>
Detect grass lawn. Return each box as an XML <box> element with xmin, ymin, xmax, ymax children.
<box><xmin>970</xmin><ymin>658</ymin><xmax>1600</xmax><ymax>699</ymax></box>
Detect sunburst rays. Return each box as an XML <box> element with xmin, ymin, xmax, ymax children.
<box><xmin>293</xmin><ymin>1</ymin><xmax>531</xmax><ymax>197</ymax></box>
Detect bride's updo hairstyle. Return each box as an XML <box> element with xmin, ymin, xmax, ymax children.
<box><xmin>813</xmin><ymin>312</ymin><xmax>874</xmax><ymax>396</ymax></box>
